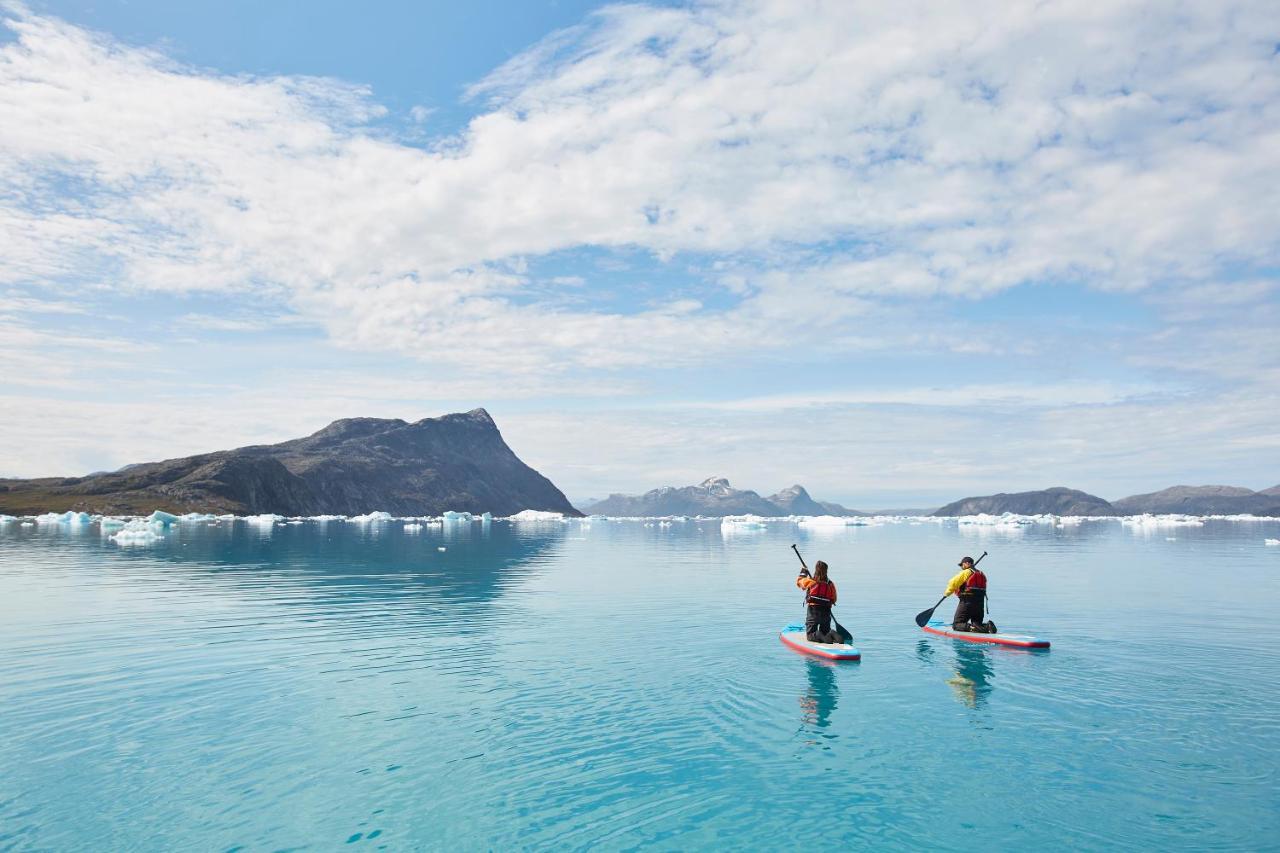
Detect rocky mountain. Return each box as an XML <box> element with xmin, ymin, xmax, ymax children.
<box><xmin>582</xmin><ymin>477</ymin><xmax>781</xmax><ymax>516</ymax></box>
<box><xmin>933</xmin><ymin>487</ymin><xmax>1115</xmax><ymax>517</ymax></box>
<box><xmin>1112</xmin><ymin>485</ymin><xmax>1280</xmax><ymax>516</ymax></box>
<box><xmin>766</xmin><ymin>484</ymin><xmax>864</xmax><ymax>516</ymax></box>
<box><xmin>0</xmin><ymin>409</ymin><xmax>580</xmax><ymax>517</ymax></box>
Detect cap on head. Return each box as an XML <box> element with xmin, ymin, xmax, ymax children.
<box><xmin>959</xmin><ymin>556</ymin><xmax>975</xmax><ymax>567</ymax></box>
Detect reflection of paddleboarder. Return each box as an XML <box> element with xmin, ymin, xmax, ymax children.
<box><xmin>799</xmin><ymin>658</ymin><xmax>839</xmax><ymax>736</ymax></box>
<box><xmin>946</xmin><ymin>643</ymin><xmax>995</xmax><ymax>709</ymax></box>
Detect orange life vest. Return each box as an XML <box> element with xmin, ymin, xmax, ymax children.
<box><xmin>806</xmin><ymin>580</ymin><xmax>836</xmax><ymax>607</ymax></box>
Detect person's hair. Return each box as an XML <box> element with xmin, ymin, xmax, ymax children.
<box><xmin>813</xmin><ymin>560</ymin><xmax>829</xmax><ymax>582</ymax></box>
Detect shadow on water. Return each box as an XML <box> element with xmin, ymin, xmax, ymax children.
<box><xmin>798</xmin><ymin>658</ymin><xmax>840</xmax><ymax>746</ymax></box>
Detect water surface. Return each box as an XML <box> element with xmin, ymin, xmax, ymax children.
<box><xmin>2</xmin><ymin>516</ymin><xmax>1278</xmax><ymax>849</ymax></box>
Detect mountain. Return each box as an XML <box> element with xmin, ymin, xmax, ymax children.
<box><xmin>584</xmin><ymin>477</ymin><xmax>788</xmax><ymax>517</ymax></box>
<box><xmin>933</xmin><ymin>487</ymin><xmax>1114</xmax><ymax>517</ymax></box>
<box><xmin>766</xmin><ymin>485</ymin><xmax>865</xmax><ymax>516</ymax></box>
<box><xmin>0</xmin><ymin>409</ymin><xmax>581</xmax><ymax>517</ymax></box>
<box><xmin>1112</xmin><ymin>485</ymin><xmax>1280</xmax><ymax>516</ymax></box>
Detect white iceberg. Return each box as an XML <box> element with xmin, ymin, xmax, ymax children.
<box><xmin>481</xmin><ymin>512</ymin><xmax>493</xmax><ymax>522</ymax></box>
<box><xmin>508</xmin><ymin>510</ymin><xmax>565</xmax><ymax>522</ymax></box>
<box><xmin>1266</xmin><ymin>538</ymin><xmax>1280</xmax><ymax>546</ymax></box>
<box><xmin>0</xmin><ymin>514</ymin><xmax>16</xmax><ymax>524</ymax></box>
<box><xmin>798</xmin><ymin>515</ymin><xmax>852</xmax><ymax>528</ymax></box>
<box><xmin>403</xmin><ymin>523</ymin><xmax>423</xmax><ymax>533</ymax></box>
<box><xmin>721</xmin><ymin>515</ymin><xmax>769</xmax><ymax>530</ymax></box>
<box><xmin>243</xmin><ymin>514</ymin><xmax>283</xmax><ymax>526</ymax></box>
<box><xmin>110</xmin><ymin>518</ymin><xmax>165</xmax><ymax>546</ymax></box>
<box><xmin>148</xmin><ymin>510</ymin><xmax>181</xmax><ymax>526</ymax></box>
<box><xmin>442</xmin><ymin>511</ymin><xmax>473</xmax><ymax>523</ymax></box>
<box><xmin>350</xmin><ymin>511</ymin><xmax>394</xmax><ymax>524</ymax></box>
<box><xmin>1121</xmin><ymin>514</ymin><xmax>1204</xmax><ymax>529</ymax></box>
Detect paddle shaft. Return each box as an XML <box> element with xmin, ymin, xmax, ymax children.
<box><xmin>790</xmin><ymin>544</ymin><xmax>852</xmax><ymax>643</ymax></box>
<box><xmin>915</xmin><ymin>551</ymin><xmax>988</xmax><ymax>626</ymax></box>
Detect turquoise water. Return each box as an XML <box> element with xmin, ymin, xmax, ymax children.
<box><xmin>2</xmin><ymin>516</ymin><xmax>1279</xmax><ymax>850</ymax></box>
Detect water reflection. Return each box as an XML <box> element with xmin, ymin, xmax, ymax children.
<box><xmin>798</xmin><ymin>658</ymin><xmax>839</xmax><ymax>745</ymax></box>
<box><xmin>917</xmin><ymin>639</ymin><xmax>995</xmax><ymax>709</ymax></box>
<box><xmin>946</xmin><ymin>644</ymin><xmax>995</xmax><ymax>709</ymax></box>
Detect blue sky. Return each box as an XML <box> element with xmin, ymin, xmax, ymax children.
<box><xmin>1</xmin><ymin>0</ymin><xmax>1278</xmax><ymax>507</ymax></box>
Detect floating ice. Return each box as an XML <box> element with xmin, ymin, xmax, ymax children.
<box><xmin>437</xmin><ymin>546</ymin><xmax>447</xmax><ymax>552</ymax></box>
<box><xmin>20</xmin><ymin>521</ymin><xmax>35</xmax><ymax>527</ymax></box>
<box><xmin>798</xmin><ymin>515</ymin><xmax>851</xmax><ymax>528</ymax></box>
<box><xmin>0</xmin><ymin>514</ymin><xmax>16</xmax><ymax>524</ymax></box>
<box><xmin>36</xmin><ymin>512</ymin><xmax>90</xmax><ymax>525</ymax></box>
<box><xmin>99</xmin><ymin>517</ymin><xmax>127</xmax><ymax>531</ymax></box>
<box><xmin>1121</xmin><ymin>514</ymin><xmax>1204</xmax><ymax>529</ymax></box>
<box><xmin>481</xmin><ymin>512</ymin><xmax>493</xmax><ymax>522</ymax></box>
<box><xmin>508</xmin><ymin>510</ymin><xmax>565</xmax><ymax>522</ymax></box>
<box><xmin>310</xmin><ymin>515</ymin><xmax>346</xmax><ymax>523</ymax></box>
<box><xmin>442</xmin><ymin>511</ymin><xmax>473</xmax><ymax>523</ymax></box>
<box><xmin>1266</xmin><ymin>538</ymin><xmax>1280</xmax><ymax>546</ymax></box>
<box><xmin>721</xmin><ymin>515</ymin><xmax>768</xmax><ymax>530</ymax></box>
<box><xmin>179</xmin><ymin>512</ymin><xmax>218</xmax><ymax>522</ymax></box>
<box><xmin>350</xmin><ymin>511</ymin><xmax>393</xmax><ymax>524</ymax></box>
<box><xmin>110</xmin><ymin>518</ymin><xmax>165</xmax><ymax>546</ymax></box>
<box><xmin>148</xmin><ymin>510</ymin><xmax>181</xmax><ymax>526</ymax></box>
<box><xmin>243</xmin><ymin>514</ymin><xmax>283</xmax><ymax>526</ymax></box>
<box><xmin>403</xmin><ymin>523</ymin><xmax>423</xmax><ymax>533</ymax></box>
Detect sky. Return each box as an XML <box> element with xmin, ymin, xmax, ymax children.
<box><xmin>1</xmin><ymin>0</ymin><xmax>1278</xmax><ymax>508</ymax></box>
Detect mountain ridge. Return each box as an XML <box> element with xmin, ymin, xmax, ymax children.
<box><xmin>0</xmin><ymin>409</ymin><xmax>581</xmax><ymax>517</ymax></box>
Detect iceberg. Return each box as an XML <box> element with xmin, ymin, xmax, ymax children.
<box><xmin>350</xmin><ymin>511</ymin><xmax>394</xmax><ymax>524</ymax></box>
<box><xmin>508</xmin><ymin>510</ymin><xmax>565</xmax><ymax>522</ymax></box>
<box><xmin>798</xmin><ymin>515</ymin><xmax>851</xmax><ymax>528</ymax></box>
<box><xmin>403</xmin><ymin>523</ymin><xmax>423</xmax><ymax>533</ymax></box>
<box><xmin>1266</xmin><ymin>538</ymin><xmax>1279</xmax><ymax>546</ymax></box>
<box><xmin>110</xmin><ymin>518</ymin><xmax>165</xmax><ymax>546</ymax></box>
<box><xmin>148</xmin><ymin>510</ymin><xmax>181</xmax><ymax>526</ymax></box>
<box><xmin>721</xmin><ymin>515</ymin><xmax>769</xmax><ymax>530</ymax></box>
<box><xmin>0</xmin><ymin>514</ymin><xmax>16</xmax><ymax>524</ymax></box>
<box><xmin>481</xmin><ymin>512</ymin><xmax>493</xmax><ymax>522</ymax></box>
<box><xmin>20</xmin><ymin>521</ymin><xmax>35</xmax><ymax>527</ymax></box>
<box><xmin>243</xmin><ymin>514</ymin><xmax>283</xmax><ymax>526</ymax></box>
<box><xmin>442</xmin><ymin>511</ymin><xmax>473</xmax><ymax>523</ymax></box>
<box><xmin>1121</xmin><ymin>514</ymin><xmax>1204</xmax><ymax>529</ymax></box>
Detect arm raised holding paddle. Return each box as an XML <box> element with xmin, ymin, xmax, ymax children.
<box><xmin>791</xmin><ymin>545</ymin><xmax>853</xmax><ymax>644</ymax></box>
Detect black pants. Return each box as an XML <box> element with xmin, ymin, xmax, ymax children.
<box><xmin>953</xmin><ymin>593</ymin><xmax>985</xmax><ymax>628</ymax></box>
<box><xmin>805</xmin><ymin>605</ymin><xmax>834</xmax><ymax>641</ymax></box>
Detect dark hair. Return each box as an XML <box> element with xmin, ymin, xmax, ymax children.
<box><xmin>813</xmin><ymin>560</ymin><xmax>829</xmax><ymax>582</ymax></box>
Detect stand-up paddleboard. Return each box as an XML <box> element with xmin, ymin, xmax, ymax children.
<box><xmin>921</xmin><ymin>620</ymin><xmax>1049</xmax><ymax>649</ymax></box>
<box><xmin>779</xmin><ymin>623</ymin><xmax>861</xmax><ymax>661</ymax></box>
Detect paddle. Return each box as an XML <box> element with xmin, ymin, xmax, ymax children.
<box><xmin>790</xmin><ymin>544</ymin><xmax>854</xmax><ymax>644</ymax></box>
<box><xmin>914</xmin><ymin>550</ymin><xmax>987</xmax><ymax>627</ymax></box>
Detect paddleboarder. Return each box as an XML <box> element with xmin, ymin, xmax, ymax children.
<box><xmin>796</xmin><ymin>560</ymin><xmax>840</xmax><ymax>643</ymax></box>
<box><xmin>944</xmin><ymin>556</ymin><xmax>997</xmax><ymax>633</ymax></box>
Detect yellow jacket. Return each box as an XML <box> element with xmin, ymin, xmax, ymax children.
<box><xmin>945</xmin><ymin>568</ymin><xmax>975</xmax><ymax>597</ymax></box>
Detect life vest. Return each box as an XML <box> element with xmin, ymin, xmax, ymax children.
<box><xmin>806</xmin><ymin>580</ymin><xmax>836</xmax><ymax>607</ymax></box>
<box><xmin>959</xmin><ymin>569</ymin><xmax>987</xmax><ymax>598</ymax></box>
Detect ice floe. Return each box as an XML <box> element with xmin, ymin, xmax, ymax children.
<box><xmin>1266</xmin><ymin>538</ymin><xmax>1280</xmax><ymax>546</ymax></box>
<box><xmin>36</xmin><ymin>511</ymin><xmax>93</xmax><ymax>525</ymax></box>
<box><xmin>110</xmin><ymin>518</ymin><xmax>166</xmax><ymax>546</ymax></box>
<box><xmin>1121</xmin><ymin>514</ymin><xmax>1205</xmax><ymax>529</ymax></box>
<box><xmin>403</xmin><ymin>523</ymin><xmax>423</xmax><ymax>533</ymax></box>
<box><xmin>350</xmin><ymin>511</ymin><xmax>394</xmax><ymax>524</ymax></box>
<box><xmin>243</xmin><ymin>514</ymin><xmax>283</xmax><ymax>526</ymax></box>
<box><xmin>508</xmin><ymin>510</ymin><xmax>565</xmax><ymax>522</ymax></box>
<box><xmin>442</xmin><ymin>511</ymin><xmax>473</xmax><ymax>523</ymax></box>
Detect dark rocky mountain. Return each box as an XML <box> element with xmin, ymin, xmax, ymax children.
<box><xmin>933</xmin><ymin>487</ymin><xmax>1115</xmax><ymax>517</ymax></box>
<box><xmin>766</xmin><ymin>484</ymin><xmax>864</xmax><ymax>516</ymax></box>
<box><xmin>584</xmin><ymin>477</ymin><xmax>788</xmax><ymax>517</ymax></box>
<box><xmin>0</xmin><ymin>409</ymin><xmax>580</xmax><ymax>517</ymax></box>
<box><xmin>1112</xmin><ymin>485</ymin><xmax>1280</xmax><ymax>516</ymax></box>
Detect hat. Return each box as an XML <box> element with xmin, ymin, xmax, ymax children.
<box><xmin>958</xmin><ymin>556</ymin><xmax>975</xmax><ymax>567</ymax></box>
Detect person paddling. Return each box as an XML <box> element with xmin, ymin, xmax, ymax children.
<box><xmin>944</xmin><ymin>556</ymin><xmax>997</xmax><ymax>633</ymax></box>
<box><xmin>797</xmin><ymin>560</ymin><xmax>840</xmax><ymax>643</ymax></box>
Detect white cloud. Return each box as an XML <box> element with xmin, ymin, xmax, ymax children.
<box><xmin>0</xmin><ymin>1</ymin><xmax>1276</xmax><ymax>371</ymax></box>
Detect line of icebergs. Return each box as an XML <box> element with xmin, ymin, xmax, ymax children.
<box><xmin>2</xmin><ymin>509</ymin><xmax>1277</xmax><ymax>549</ymax></box>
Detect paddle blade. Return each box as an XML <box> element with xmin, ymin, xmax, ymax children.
<box><xmin>914</xmin><ymin>607</ymin><xmax>935</xmax><ymax>627</ymax></box>
<box><xmin>834</xmin><ymin>619</ymin><xmax>854</xmax><ymax>644</ymax></box>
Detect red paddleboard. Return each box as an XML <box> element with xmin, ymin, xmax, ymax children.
<box><xmin>921</xmin><ymin>620</ymin><xmax>1049</xmax><ymax>649</ymax></box>
<box><xmin>779</xmin><ymin>625</ymin><xmax>861</xmax><ymax>660</ymax></box>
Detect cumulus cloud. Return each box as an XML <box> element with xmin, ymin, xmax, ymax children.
<box><xmin>2</xmin><ymin>0</ymin><xmax>1277</xmax><ymax>371</ymax></box>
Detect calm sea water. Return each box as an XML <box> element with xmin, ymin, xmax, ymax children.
<box><xmin>2</xmin><ymin>515</ymin><xmax>1278</xmax><ymax>850</ymax></box>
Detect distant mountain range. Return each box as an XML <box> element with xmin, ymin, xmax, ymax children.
<box><xmin>0</xmin><ymin>409</ymin><xmax>581</xmax><ymax>517</ymax></box>
<box><xmin>582</xmin><ymin>479</ymin><xmax>863</xmax><ymax>517</ymax></box>
<box><xmin>933</xmin><ymin>484</ymin><xmax>1280</xmax><ymax>517</ymax></box>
